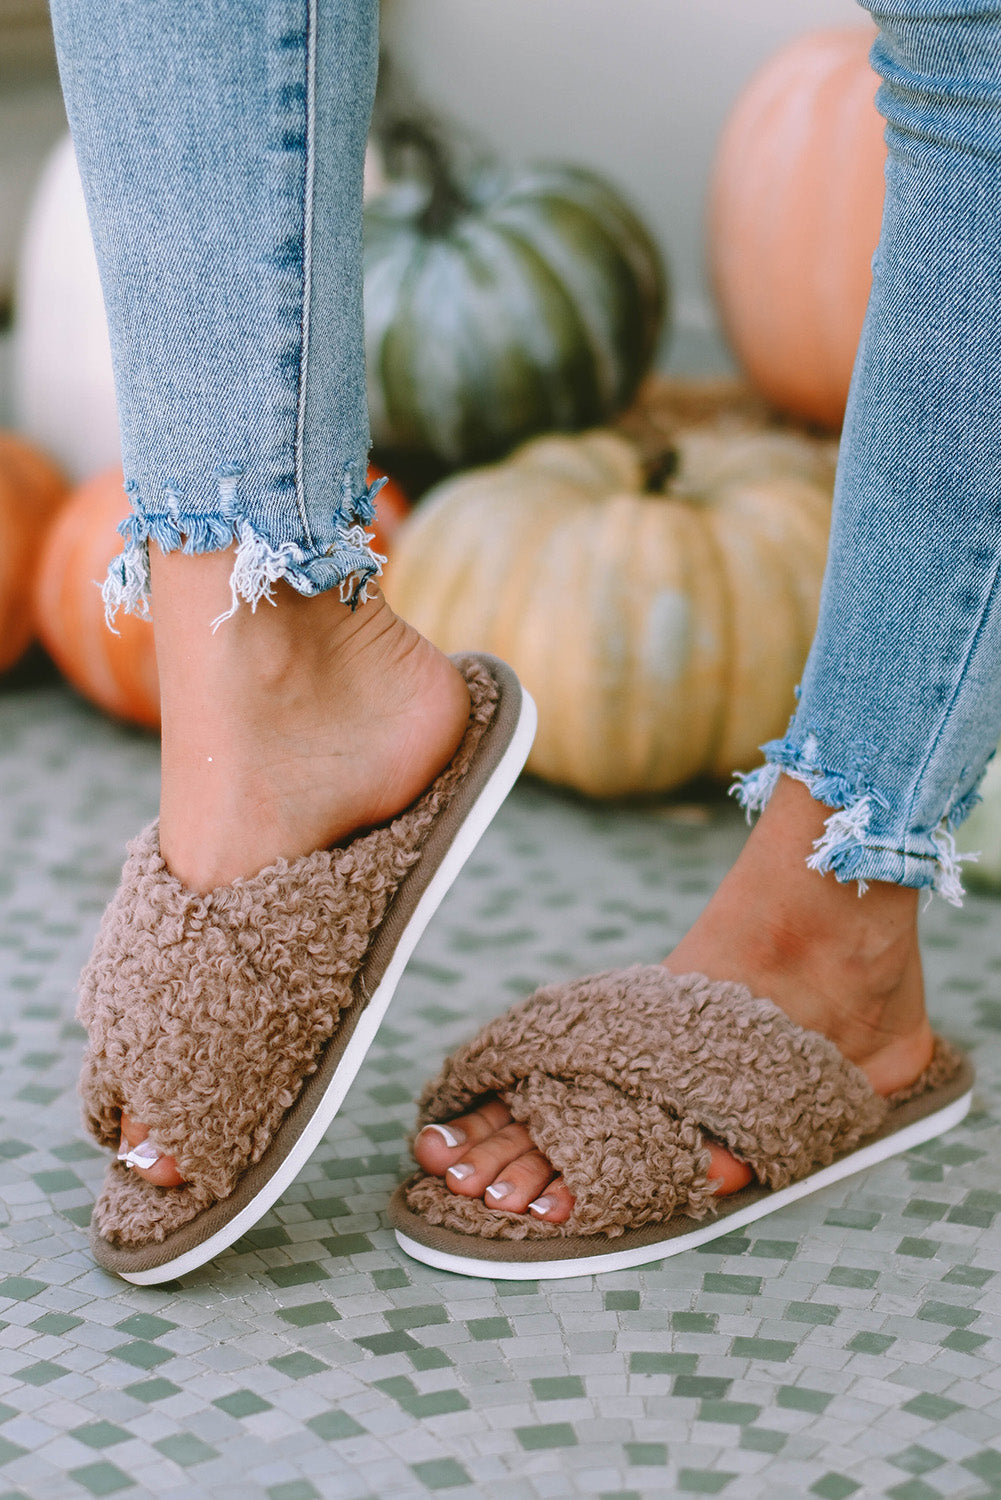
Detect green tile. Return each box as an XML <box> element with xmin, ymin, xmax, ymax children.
<box><xmin>677</xmin><ymin>1469</ymin><xmax>736</xmax><ymax>1493</ymax></box>
<box><xmin>122</xmin><ymin>1380</ymin><xmax>181</xmax><ymax>1403</ymax></box>
<box><xmin>941</xmin><ymin>1329</ymin><xmax>988</xmax><ymax>1352</ymax></box>
<box><xmin>516</xmin><ymin>1423</ymin><xmax>578</xmax><ymax>1451</ymax></box>
<box><xmin>963</xmin><ymin>1450</ymin><xmax>1001</xmax><ymax>1483</ymax></box>
<box><xmin>941</xmin><ymin>1264</ymin><xmax>993</xmax><ymax>1287</ymax></box>
<box><xmin>372</xmin><ymin>1269</ymin><xmax>409</xmax><ymax>1291</ymax></box>
<box><xmin>810</xmin><ymin>1478</ymin><xmax>860</xmax><ymax>1500</ymax></box>
<box><xmin>70</xmin><ymin>1423</ymin><xmax>131</xmax><ymax>1450</ymax></box>
<box><xmin>113</xmin><ymin>1314</ymin><xmax>176</xmax><ymax>1340</ymax></box>
<box><xmin>0</xmin><ymin>1438</ymin><xmax>27</xmax><ymax>1465</ymax></box>
<box><xmin>701</xmin><ymin>1273</ymin><xmax>762</xmax><ymax>1296</ymax></box>
<box><xmin>902</xmin><ymin>1393</ymin><xmax>962</xmax><ymax>1420</ymax></box>
<box><xmin>268</xmin><ymin>1353</ymin><xmax>328</xmax><ymax>1380</ymax></box>
<box><xmin>266</xmin><ymin>1484</ymin><xmax>320</xmax><ymax>1500</ymax></box>
<box><xmin>897</xmin><ymin>1238</ymin><xmax>939</xmax><ymax>1259</ymax></box>
<box><xmin>0</xmin><ymin>1141</ymin><xmax>31</xmax><ymax>1160</ymax></box>
<box><xmin>213</xmin><ymin>1390</ymin><xmax>272</xmax><ymax>1418</ymax></box>
<box><xmin>385</xmin><ymin>1304</ymin><xmax>449</xmax><ymax>1331</ymax></box>
<box><xmin>239</xmin><ymin>1226</ymin><xmax>291</xmax><ymax>1250</ymax></box>
<box><xmin>730</xmin><ymin>1337</ymin><xmax>794</xmax><ymax>1361</ymax></box>
<box><xmin>630</xmin><ymin>1352</ymin><xmax>697</xmax><ymax>1375</ymax></box>
<box><xmin>604</xmin><ymin>1291</ymin><xmax>640</xmax><ymax>1311</ymax></box>
<box><xmin>674</xmin><ymin>1377</ymin><xmax>731</xmax><ymax>1400</ymax></box>
<box><xmin>698</xmin><ymin>1400</ymin><xmax>760</xmax><ymax>1425</ymax></box>
<box><xmin>354</xmin><ymin>1331</ymin><xmax>419</xmax><ymax>1356</ymax></box>
<box><xmin>624</xmin><ymin>1443</ymin><xmax>668</xmax><ymax>1465</ymax></box>
<box><xmin>31</xmin><ymin>1169</ymin><xmax>82</xmax><ymax>1193</ymax></box>
<box><xmin>67</xmin><ymin>1463</ymin><xmax>134</xmax><ymax>1497</ymax></box>
<box><xmin>885</xmin><ymin>1482</ymin><xmax>941</xmax><ymax>1500</ymax></box>
<box><xmin>302</xmin><ymin>1196</ymin><xmax>349</xmax><ymax>1220</ymax></box>
<box><xmin>847</xmin><ymin>1332</ymin><xmax>895</xmax><ymax>1355</ymax></box>
<box><xmin>673</xmin><ymin>1313</ymin><xmax>717</xmax><ymax>1332</ymax></box>
<box><xmin>410</xmin><ymin>1459</ymin><xmax>470</xmax><ymax>1490</ymax></box>
<box><xmin>152</xmin><ymin>1434</ymin><xmax>217</xmax><ymax>1467</ymax></box>
<box><xmin>916</xmin><ymin>1300</ymin><xmax>977</xmax><ymax>1328</ymax></box>
<box><xmin>964</xmin><ymin>1189</ymin><xmax>1001</xmax><ymax>1212</ymax></box>
<box><xmin>777</xmin><ymin>1386</ymin><xmax>832</xmax><ymax>1413</ymax></box>
<box><xmin>890</xmin><ymin>1446</ymin><xmax>943</xmax><ymax>1476</ymax></box>
<box><xmin>12</xmin><ymin>1360</ymin><xmax>69</xmax><ymax>1386</ymax></box>
<box><xmin>264</xmin><ymin>1262</ymin><xmax>330</xmax><ymax>1289</ymax></box>
<box><xmin>695</xmin><ymin>1236</ymin><xmax>750</xmax><ymax>1258</ymax></box>
<box><xmin>305</xmin><ymin>1411</ymin><xmax>366</xmax><ymax>1441</ymax></box>
<box><xmin>30</xmin><ymin>1312</ymin><xmax>83</xmax><ymax>1336</ymax></box>
<box><xmin>108</xmin><ymin>1341</ymin><xmax>172</xmax><ymax>1371</ymax></box>
<box><xmin>827</xmin><ymin>1266</ymin><xmax>879</xmax><ymax>1289</ymax></box>
<box><xmin>0</xmin><ymin>1278</ymin><xmax>46</xmax><ymax>1302</ymax></box>
<box><xmin>749</xmin><ymin>1239</ymin><xmax>797</xmax><ymax>1259</ymax></box>
<box><xmin>468</xmin><ymin>1317</ymin><xmax>512</xmax><ymax>1341</ymax></box>
<box><xmin>740</xmin><ymin>1428</ymin><xmax>786</xmax><ymax>1454</ymax></box>
<box><xmin>276</xmin><ymin>1301</ymin><xmax>340</xmax><ymax>1328</ymax></box>
<box><xmin>786</xmin><ymin>1300</ymin><xmax>839</xmax><ymax>1325</ymax></box>
<box><xmin>946</xmin><ymin>1205</ymin><xmax>993</xmax><ymax>1227</ymax></box>
<box><xmin>532</xmin><ymin>1376</ymin><xmax>585</xmax><ymax>1401</ymax></box>
<box><xmin>408</xmin><ymin>1347</ymin><xmax>453</xmax><ymax>1371</ymax></box>
<box><xmin>61</xmin><ymin>1206</ymin><xmax>93</xmax><ymax>1228</ymax></box>
<box><xmin>823</xmin><ymin>1209</ymin><xmax>879</xmax><ymax>1230</ymax></box>
<box><xmin>903</xmin><ymin>1200</ymin><xmax>950</xmax><ymax>1222</ymax></box>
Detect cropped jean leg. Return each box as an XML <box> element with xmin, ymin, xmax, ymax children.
<box><xmin>735</xmin><ymin>0</ymin><xmax>1001</xmax><ymax>904</ymax></box>
<box><xmin>47</xmin><ymin>0</ymin><xmax>382</xmax><ymax>625</ymax></box>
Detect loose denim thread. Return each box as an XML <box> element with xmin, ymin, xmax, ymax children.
<box><xmin>102</xmin><ymin>465</ymin><xmax>387</xmax><ymax>632</ymax></box>
<box><xmin>731</xmin><ymin>742</ymin><xmax>979</xmax><ymax>907</ymax></box>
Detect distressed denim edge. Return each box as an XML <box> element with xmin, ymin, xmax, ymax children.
<box><xmin>730</xmin><ymin>734</ymin><xmax>982</xmax><ymax>908</ymax></box>
<box><xmin>102</xmin><ymin>462</ymin><xmax>387</xmax><ymax>631</ymax></box>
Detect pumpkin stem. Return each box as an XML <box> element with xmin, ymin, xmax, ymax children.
<box><xmin>378</xmin><ymin>118</ymin><xmax>472</xmax><ymax>236</ymax></box>
<box><xmin>640</xmin><ymin>444</ymin><xmax>680</xmax><ymax>492</ymax></box>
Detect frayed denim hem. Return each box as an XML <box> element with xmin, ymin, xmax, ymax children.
<box><xmin>102</xmin><ymin>463</ymin><xmax>387</xmax><ymax>631</ymax></box>
<box><xmin>730</xmin><ymin>735</ymin><xmax>982</xmax><ymax>907</ymax></box>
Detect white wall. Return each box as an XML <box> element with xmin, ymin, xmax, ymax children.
<box><xmin>380</xmin><ymin>0</ymin><xmax>865</xmax><ymax>372</ymax></box>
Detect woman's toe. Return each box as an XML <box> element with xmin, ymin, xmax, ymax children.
<box><xmin>527</xmin><ymin>1175</ymin><xmax>575</xmax><ymax>1223</ymax></box>
<box><xmin>704</xmin><ymin>1138</ymin><xmax>754</xmax><ymax>1195</ymax></box>
<box><xmin>441</xmin><ymin>1120</ymin><xmax>539</xmax><ymax>1198</ymax></box>
<box><xmin>118</xmin><ymin>1114</ymin><xmax>185</xmax><ymax>1187</ymax></box>
<box><xmin>482</xmin><ymin>1148</ymin><xmax>569</xmax><ymax>1215</ymax></box>
<box><xmin>413</xmin><ymin>1098</ymin><xmax>515</xmax><ymax>1175</ymax></box>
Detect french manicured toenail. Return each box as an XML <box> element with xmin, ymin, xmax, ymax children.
<box><xmin>420</xmin><ymin>1122</ymin><xmax>466</xmax><ymax>1149</ymax></box>
<box><xmin>529</xmin><ymin>1196</ymin><xmax>555</xmax><ymax>1215</ymax></box>
<box><xmin>446</xmin><ymin>1162</ymin><xmax>474</xmax><ymax>1181</ymax></box>
<box><xmin>123</xmin><ymin>1138</ymin><xmax>164</xmax><ymax>1169</ymax></box>
<box><xmin>485</xmin><ymin>1181</ymin><xmax>513</xmax><ymax>1202</ymax></box>
<box><xmin>116</xmin><ymin>1138</ymin><xmax>129</xmax><ymax>1162</ymax></box>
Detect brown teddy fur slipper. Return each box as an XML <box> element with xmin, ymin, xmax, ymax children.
<box><xmin>78</xmin><ymin>654</ymin><xmax>536</xmax><ymax>1284</ymax></box>
<box><xmin>389</xmin><ymin>965</ymin><xmax>974</xmax><ymax>1280</ymax></box>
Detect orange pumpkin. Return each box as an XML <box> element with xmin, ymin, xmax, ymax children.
<box><xmin>34</xmin><ymin>463</ymin><xmax>408</xmax><ymax>729</ymax></box>
<box><xmin>35</xmin><ymin>468</ymin><xmax>160</xmax><ymax>728</ymax></box>
<box><xmin>0</xmin><ymin>433</ymin><xmax>68</xmax><ymax>674</ymax></box>
<box><xmin>707</xmin><ymin>26</ymin><xmax>886</xmax><ymax>430</ymax></box>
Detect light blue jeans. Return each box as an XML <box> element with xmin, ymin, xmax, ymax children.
<box><xmin>49</xmin><ymin>0</ymin><xmax>1001</xmax><ymax>901</ymax></box>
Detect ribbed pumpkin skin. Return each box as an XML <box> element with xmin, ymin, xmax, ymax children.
<box><xmin>707</xmin><ymin>27</ymin><xmax>886</xmax><ymax>430</ymax></box>
<box><xmin>365</xmin><ymin>164</ymin><xmax>666</xmax><ymax>467</ymax></box>
<box><xmin>35</xmin><ymin>470</ymin><xmax>160</xmax><ymax>729</ymax></box>
<box><xmin>383</xmin><ymin>429</ymin><xmax>837</xmax><ymax>798</ymax></box>
<box><xmin>0</xmin><ymin>433</ymin><xmax>68</xmax><ymax>674</ymax></box>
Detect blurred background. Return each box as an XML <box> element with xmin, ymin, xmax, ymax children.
<box><xmin>0</xmin><ymin>0</ymin><xmax>860</xmax><ymax>371</ymax></box>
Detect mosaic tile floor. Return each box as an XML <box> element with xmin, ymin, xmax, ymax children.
<box><xmin>2</xmin><ymin>671</ymin><xmax>1001</xmax><ymax>1500</ymax></box>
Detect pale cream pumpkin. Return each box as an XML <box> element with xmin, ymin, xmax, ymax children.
<box><xmin>384</xmin><ymin>422</ymin><xmax>838</xmax><ymax>797</ymax></box>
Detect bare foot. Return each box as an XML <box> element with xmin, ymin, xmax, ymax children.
<box><xmin>123</xmin><ymin>546</ymin><xmax>472</xmax><ymax>1188</ymax></box>
<box><xmin>413</xmin><ymin>775</ymin><xmax>934</xmax><ymax>1224</ymax></box>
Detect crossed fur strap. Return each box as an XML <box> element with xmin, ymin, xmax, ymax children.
<box><xmin>406</xmin><ymin>965</ymin><xmax>894</xmax><ymax>1241</ymax></box>
<box><xmin>78</xmin><ymin>657</ymin><xmax>498</xmax><ymax>1248</ymax></box>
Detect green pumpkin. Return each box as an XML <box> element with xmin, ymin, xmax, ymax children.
<box><xmin>363</xmin><ymin>127</ymin><xmax>667</xmax><ymax>467</ymax></box>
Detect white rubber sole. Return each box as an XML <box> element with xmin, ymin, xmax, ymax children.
<box><xmin>119</xmin><ymin>686</ymin><xmax>538</xmax><ymax>1286</ymax></box>
<box><xmin>394</xmin><ymin>1087</ymin><xmax>973</xmax><ymax>1281</ymax></box>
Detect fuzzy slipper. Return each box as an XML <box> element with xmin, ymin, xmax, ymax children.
<box><xmin>389</xmin><ymin>965</ymin><xmax>974</xmax><ymax>1279</ymax></box>
<box><xmin>78</xmin><ymin>654</ymin><xmax>536</xmax><ymax>1284</ymax></box>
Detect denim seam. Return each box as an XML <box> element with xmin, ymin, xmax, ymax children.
<box><xmin>293</xmin><ymin>0</ymin><xmax>319</xmax><ymax>552</ymax></box>
<box><xmin>902</xmin><ymin>547</ymin><xmax>1001</xmax><ymax>835</ymax></box>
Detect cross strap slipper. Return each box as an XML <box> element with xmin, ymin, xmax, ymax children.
<box><xmin>78</xmin><ymin>653</ymin><xmax>536</xmax><ymax>1284</ymax></box>
<box><xmin>389</xmin><ymin>964</ymin><xmax>974</xmax><ymax>1280</ymax></box>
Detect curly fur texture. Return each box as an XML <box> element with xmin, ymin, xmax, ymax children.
<box><xmin>79</xmin><ymin>656</ymin><xmax>498</xmax><ymax>1248</ymax></box>
<box><xmin>405</xmin><ymin>965</ymin><xmax>901</xmax><ymax>1241</ymax></box>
